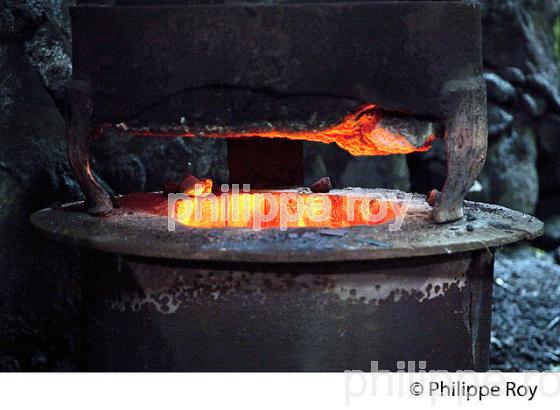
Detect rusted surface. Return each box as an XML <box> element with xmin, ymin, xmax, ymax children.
<box><xmin>433</xmin><ymin>87</ymin><xmax>488</xmax><ymax>223</ymax></box>
<box><xmin>64</xmin><ymin>80</ymin><xmax>113</xmax><ymax>215</ymax></box>
<box><xmin>468</xmin><ymin>249</ymin><xmax>495</xmax><ymax>370</ymax></box>
<box><xmin>81</xmin><ymin>249</ymin><xmax>494</xmax><ymax>371</ymax></box>
<box><xmin>30</xmin><ymin>189</ymin><xmax>542</xmax><ymax>263</ymax></box>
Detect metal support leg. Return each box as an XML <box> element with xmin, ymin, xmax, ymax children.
<box><xmin>65</xmin><ymin>80</ymin><xmax>113</xmax><ymax>215</ymax></box>
<box><xmin>433</xmin><ymin>86</ymin><xmax>487</xmax><ymax>223</ymax></box>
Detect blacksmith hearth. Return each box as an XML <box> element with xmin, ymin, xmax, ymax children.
<box><xmin>31</xmin><ymin>1</ymin><xmax>543</xmax><ymax>371</ymax></box>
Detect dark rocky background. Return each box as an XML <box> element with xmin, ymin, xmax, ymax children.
<box><xmin>1</xmin><ymin>0</ymin><xmax>560</xmax><ymax>371</ymax></box>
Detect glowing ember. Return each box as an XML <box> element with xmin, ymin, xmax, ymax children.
<box><xmin>172</xmin><ymin>191</ymin><xmax>402</xmax><ymax>230</ymax></box>
<box><xmin>127</xmin><ymin>104</ymin><xmax>435</xmax><ymax>156</ymax></box>
<box><xmin>181</xmin><ymin>174</ymin><xmax>213</xmax><ymax>196</ymax></box>
<box><xmin>217</xmin><ymin>104</ymin><xmax>434</xmax><ymax>156</ymax></box>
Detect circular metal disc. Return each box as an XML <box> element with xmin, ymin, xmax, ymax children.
<box><xmin>30</xmin><ymin>189</ymin><xmax>543</xmax><ymax>263</ymax></box>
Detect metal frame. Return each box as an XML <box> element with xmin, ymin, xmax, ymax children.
<box><xmin>65</xmin><ymin>2</ymin><xmax>487</xmax><ymax>223</ymax></box>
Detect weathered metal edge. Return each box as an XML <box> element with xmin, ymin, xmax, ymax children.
<box><xmin>30</xmin><ymin>195</ymin><xmax>543</xmax><ymax>263</ymax></box>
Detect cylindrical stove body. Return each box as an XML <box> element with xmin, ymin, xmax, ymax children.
<box><xmin>82</xmin><ymin>250</ymin><xmax>494</xmax><ymax>371</ymax></box>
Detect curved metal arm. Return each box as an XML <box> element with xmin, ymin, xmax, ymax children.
<box><xmin>65</xmin><ymin>80</ymin><xmax>113</xmax><ymax>215</ymax></box>
<box><xmin>432</xmin><ymin>86</ymin><xmax>487</xmax><ymax>223</ymax></box>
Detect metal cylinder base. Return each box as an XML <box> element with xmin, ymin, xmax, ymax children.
<box><xmin>82</xmin><ymin>249</ymin><xmax>494</xmax><ymax>372</ymax></box>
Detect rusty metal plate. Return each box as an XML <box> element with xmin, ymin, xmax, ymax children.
<box><xmin>30</xmin><ymin>189</ymin><xmax>543</xmax><ymax>263</ymax></box>
<box><xmin>71</xmin><ymin>2</ymin><xmax>483</xmax><ymax>126</ymax></box>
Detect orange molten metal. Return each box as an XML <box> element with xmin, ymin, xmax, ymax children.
<box><xmin>174</xmin><ymin>192</ymin><xmax>400</xmax><ymax>229</ymax></box>
<box><xmin>220</xmin><ymin>104</ymin><xmax>434</xmax><ymax>156</ymax></box>
<box><xmin>129</xmin><ymin>104</ymin><xmax>434</xmax><ymax>156</ymax></box>
<box><xmin>118</xmin><ymin>104</ymin><xmax>431</xmax><ymax>229</ymax></box>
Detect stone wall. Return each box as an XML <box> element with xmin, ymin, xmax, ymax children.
<box><xmin>1</xmin><ymin>0</ymin><xmax>560</xmax><ymax>370</ymax></box>
<box><xmin>1</xmin><ymin>0</ymin><xmax>80</xmax><ymax>371</ymax></box>
<box><xmin>474</xmin><ymin>0</ymin><xmax>560</xmax><ymax>220</ymax></box>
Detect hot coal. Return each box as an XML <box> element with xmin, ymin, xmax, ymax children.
<box><xmin>310</xmin><ymin>177</ymin><xmax>332</xmax><ymax>193</ymax></box>
<box><xmin>427</xmin><ymin>189</ymin><xmax>440</xmax><ymax>207</ymax></box>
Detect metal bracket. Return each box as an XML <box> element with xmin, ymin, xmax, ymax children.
<box><xmin>65</xmin><ymin>80</ymin><xmax>113</xmax><ymax>215</ymax></box>
<box><xmin>433</xmin><ymin>86</ymin><xmax>488</xmax><ymax>223</ymax></box>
